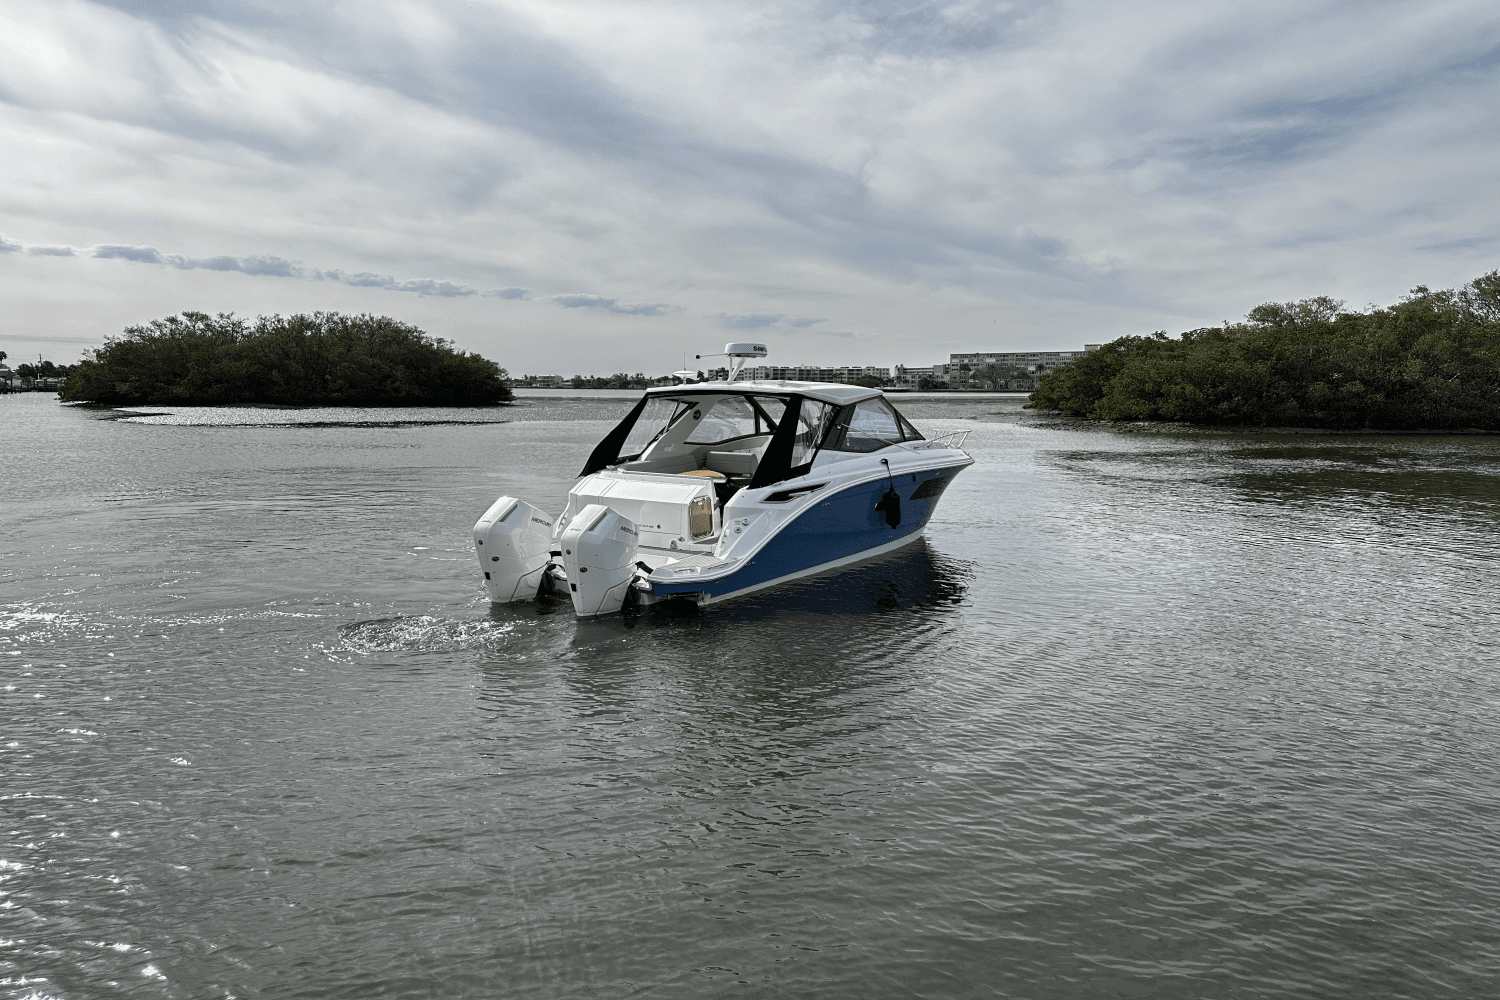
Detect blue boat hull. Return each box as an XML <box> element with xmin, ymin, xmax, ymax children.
<box><xmin>650</xmin><ymin>462</ymin><xmax>967</xmax><ymax>602</ymax></box>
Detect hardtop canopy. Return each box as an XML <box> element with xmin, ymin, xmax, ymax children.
<box><xmin>643</xmin><ymin>379</ymin><xmax>884</xmax><ymax>406</ymax></box>
<box><xmin>580</xmin><ymin>381</ymin><xmax>919</xmax><ymax>483</ymax></box>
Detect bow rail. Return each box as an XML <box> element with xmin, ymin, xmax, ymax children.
<box><xmin>911</xmin><ymin>429</ymin><xmax>971</xmax><ymax>451</ymax></box>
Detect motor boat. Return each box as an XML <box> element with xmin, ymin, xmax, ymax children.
<box><xmin>473</xmin><ymin>343</ymin><xmax>973</xmax><ymax>616</ymax></box>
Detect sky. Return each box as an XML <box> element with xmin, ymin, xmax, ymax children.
<box><xmin>2</xmin><ymin>0</ymin><xmax>1498</xmax><ymax>376</ymax></box>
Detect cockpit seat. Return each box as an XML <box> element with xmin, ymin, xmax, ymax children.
<box><xmin>705</xmin><ymin>447</ymin><xmax>762</xmax><ymax>476</ymax></box>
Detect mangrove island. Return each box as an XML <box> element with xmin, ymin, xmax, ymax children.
<box><xmin>1027</xmin><ymin>271</ymin><xmax>1500</xmax><ymax>430</ymax></box>
<box><xmin>61</xmin><ymin>311</ymin><xmax>513</xmax><ymax>407</ymax></box>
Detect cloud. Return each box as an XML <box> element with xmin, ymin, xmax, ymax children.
<box><xmin>720</xmin><ymin>313</ymin><xmax>781</xmax><ymax>329</ymax></box>
<box><xmin>3</xmin><ymin>1</ymin><xmax>1500</xmax><ymax>375</ymax></box>
<box><xmin>719</xmin><ymin>313</ymin><xmax>827</xmax><ymax>329</ymax></box>
<box><xmin>318</xmin><ymin>270</ymin><xmax>477</xmax><ymax>297</ymax></box>
<box><xmin>94</xmin><ymin>243</ymin><xmax>308</xmax><ymax>277</ymax></box>
<box><xmin>824</xmin><ymin>0</ymin><xmax>1054</xmax><ymax>57</ymax></box>
<box><xmin>2</xmin><ymin>234</ymin><xmax>528</xmax><ymax>298</ymax></box>
<box><xmin>0</xmin><ymin>332</ymin><xmax>101</xmax><ymax>344</ymax></box>
<box><xmin>192</xmin><ymin>254</ymin><xmax>295</xmax><ymax>276</ymax></box>
<box><xmin>552</xmin><ymin>294</ymin><xmax>671</xmax><ymax>316</ymax></box>
<box><xmin>791</xmin><ymin>325</ymin><xmax>870</xmax><ymax>339</ymax></box>
<box><xmin>93</xmin><ymin>243</ymin><xmax>180</xmax><ymax>264</ymax></box>
<box><xmin>6</xmin><ymin>0</ymin><xmax>1091</xmax><ymax>287</ymax></box>
<box><xmin>1414</xmin><ymin>236</ymin><xmax>1500</xmax><ymax>253</ymax></box>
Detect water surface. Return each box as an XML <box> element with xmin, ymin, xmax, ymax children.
<box><xmin>3</xmin><ymin>391</ymin><xmax>1498</xmax><ymax>999</ymax></box>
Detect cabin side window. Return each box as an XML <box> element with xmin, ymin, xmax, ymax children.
<box><xmin>790</xmin><ymin>400</ymin><xmax>837</xmax><ymax>466</ymax></box>
<box><xmin>619</xmin><ymin>398</ymin><xmax>691</xmax><ymax>461</ymax></box>
<box><xmin>747</xmin><ymin>394</ymin><xmax>839</xmax><ymax>487</ymax></box>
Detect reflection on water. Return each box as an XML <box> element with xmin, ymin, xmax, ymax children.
<box><xmin>3</xmin><ymin>392</ymin><xmax>1500</xmax><ymax>999</ymax></box>
<box><xmin>1049</xmin><ymin>437</ymin><xmax>1500</xmax><ymax>514</ymax></box>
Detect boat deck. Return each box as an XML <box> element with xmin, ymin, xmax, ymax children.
<box><xmin>638</xmin><ymin>545</ymin><xmax>731</xmax><ymax>571</ymax></box>
<box><xmin>638</xmin><ymin>545</ymin><xmax>723</xmax><ymax>567</ymax></box>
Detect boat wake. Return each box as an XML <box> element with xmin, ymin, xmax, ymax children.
<box><xmin>333</xmin><ymin>615</ymin><xmax>519</xmax><ymax>655</ymax></box>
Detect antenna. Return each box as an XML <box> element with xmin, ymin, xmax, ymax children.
<box><xmin>695</xmin><ymin>342</ymin><xmax>768</xmax><ymax>383</ymax></box>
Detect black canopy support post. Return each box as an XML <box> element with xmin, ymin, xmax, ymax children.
<box><xmin>746</xmin><ymin>395</ymin><xmax>780</xmax><ymax>434</ymax></box>
<box><xmin>579</xmin><ymin>393</ymin><xmax>650</xmax><ymax>477</ymax></box>
<box><xmin>748</xmin><ymin>394</ymin><xmax>803</xmax><ymax>489</ymax></box>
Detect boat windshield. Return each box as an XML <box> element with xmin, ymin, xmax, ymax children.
<box><xmin>825</xmin><ymin>397</ymin><xmax>925</xmax><ymax>453</ymax></box>
<box><xmin>686</xmin><ymin>394</ymin><xmax>782</xmax><ymax>445</ymax></box>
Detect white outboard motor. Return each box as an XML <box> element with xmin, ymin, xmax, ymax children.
<box><xmin>559</xmin><ymin>504</ymin><xmax>640</xmax><ymax>617</ymax></box>
<box><xmin>473</xmin><ymin>496</ymin><xmax>555</xmax><ymax>602</ymax></box>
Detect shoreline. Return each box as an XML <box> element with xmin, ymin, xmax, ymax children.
<box><xmin>1024</xmin><ymin>412</ymin><xmax>1500</xmax><ymax>436</ymax></box>
<box><xmin>22</xmin><ymin>391</ymin><xmax>1496</xmax><ymax>435</ymax></box>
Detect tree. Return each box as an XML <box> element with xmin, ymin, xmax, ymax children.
<box><xmin>971</xmin><ymin>361</ymin><xmax>1032</xmax><ymax>389</ymax></box>
<box><xmin>1026</xmin><ymin>272</ymin><xmax>1500</xmax><ymax>429</ymax></box>
<box><xmin>61</xmin><ymin>311</ymin><xmax>513</xmax><ymax>406</ymax></box>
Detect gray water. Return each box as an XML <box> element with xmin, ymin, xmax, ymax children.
<box><xmin>3</xmin><ymin>390</ymin><xmax>1498</xmax><ymax>999</ymax></box>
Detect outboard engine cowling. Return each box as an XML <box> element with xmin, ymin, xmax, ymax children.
<box><xmin>474</xmin><ymin>496</ymin><xmax>555</xmax><ymax>602</ymax></box>
<box><xmin>560</xmin><ymin>503</ymin><xmax>640</xmax><ymax>617</ymax></box>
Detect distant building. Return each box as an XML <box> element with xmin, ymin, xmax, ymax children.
<box><xmin>892</xmin><ymin>365</ymin><xmax>932</xmax><ymax>388</ymax></box>
<box><xmin>949</xmin><ymin>349</ymin><xmax>1091</xmax><ymax>373</ymax></box>
<box><xmin>742</xmin><ymin>365</ymin><xmax>889</xmax><ymax>383</ymax></box>
<box><xmin>888</xmin><ymin>348</ymin><xmax>1100</xmax><ymax>389</ymax></box>
<box><xmin>539</xmin><ymin>347</ymin><xmax>1102</xmax><ymax>391</ymax></box>
<box><xmin>927</xmin><ymin>349</ymin><xmax>1095</xmax><ymax>388</ymax></box>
